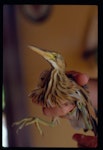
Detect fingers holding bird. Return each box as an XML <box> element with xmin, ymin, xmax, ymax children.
<box><xmin>34</xmin><ymin>71</ymin><xmax>89</xmax><ymax>117</ymax></box>
<box><xmin>66</xmin><ymin>71</ymin><xmax>89</xmax><ymax>86</ymax></box>
<box><xmin>42</xmin><ymin>102</ymin><xmax>75</xmax><ymax>117</ymax></box>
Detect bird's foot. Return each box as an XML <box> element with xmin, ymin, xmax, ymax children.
<box><xmin>51</xmin><ymin>117</ymin><xmax>61</xmax><ymax>125</ymax></box>
<box><xmin>12</xmin><ymin>117</ymin><xmax>55</xmax><ymax>135</ymax></box>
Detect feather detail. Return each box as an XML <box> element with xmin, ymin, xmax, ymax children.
<box><xmin>28</xmin><ymin>45</ymin><xmax>98</xmax><ymax>135</ymax></box>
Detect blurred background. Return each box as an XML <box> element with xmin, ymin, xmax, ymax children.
<box><xmin>3</xmin><ymin>5</ymin><xmax>98</xmax><ymax>147</ymax></box>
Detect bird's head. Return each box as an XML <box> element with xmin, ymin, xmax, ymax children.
<box><xmin>28</xmin><ymin>45</ymin><xmax>66</xmax><ymax>71</ymax></box>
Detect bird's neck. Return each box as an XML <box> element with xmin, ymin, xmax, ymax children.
<box><xmin>53</xmin><ymin>67</ymin><xmax>65</xmax><ymax>74</ymax></box>
<box><xmin>51</xmin><ymin>62</ymin><xmax>65</xmax><ymax>72</ymax></box>
<box><xmin>50</xmin><ymin>61</ymin><xmax>65</xmax><ymax>72</ymax></box>
<box><xmin>50</xmin><ymin>67</ymin><xmax>65</xmax><ymax>82</ymax></box>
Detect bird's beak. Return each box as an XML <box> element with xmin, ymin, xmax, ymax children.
<box><xmin>28</xmin><ymin>45</ymin><xmax>55</xmax><ymax>60</ymax></box>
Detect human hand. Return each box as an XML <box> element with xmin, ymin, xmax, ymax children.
<box><xmin>42</xmin><ymin>71</ymin><xmax>89</xmax><ymax>117</ymax></box>
<box><xmin>73</xmin><ymin>133</ymin><xmax>97</xmax><ymax>148</ymax></box>
<box><xmin>41</xmin><ymin>71</ymin><xmax>97</xmax><ymax>148</ymax></box>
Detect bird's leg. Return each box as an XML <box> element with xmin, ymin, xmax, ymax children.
<box><xmin>51</xmin><ymin>116</ymin><xmax>61</xmax><ymax>125</ymax></box>
<box><xmin>77</xmin><ymin>101</ymin><xmax>93</xmax><ymax>130</ymax></box>
<box><xmin>12</xmin><ymin>116</ymin><xmax>56</xmax><ymax>135</ymax></box>
<box><xmin>68</xmin><ymin>106</ymin><xmax>77</xmax><ymax>115</ymax></box>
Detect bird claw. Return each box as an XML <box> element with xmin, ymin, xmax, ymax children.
<box><xmin>12</xmin><ymin>117</ymin><xmax>55</xmax><ymax>135</ymax></box>
<box><xmin>12</xmin><ymin>117</ymin><xmax>44</xmax><ymax>135</ymax></box>
<box><xmin>52</xmin><ymin>117</ymin><xmax>61</xmax><ymax>125</ymax></box>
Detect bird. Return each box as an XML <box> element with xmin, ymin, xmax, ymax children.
<box><xmin>12</xmin><ymin>45</ymin><xmax>98</xmax><ymax>136</ymax></box>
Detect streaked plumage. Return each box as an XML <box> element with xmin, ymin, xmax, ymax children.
<box><xmin>13</xmin><ymin>45</ymin><xmax>98</xmax><ymax>136</ymax></box>
<box><xmin>28</xmin><ymin>45</ymin><xmax>98</xmax><ymax>136</ymax></box>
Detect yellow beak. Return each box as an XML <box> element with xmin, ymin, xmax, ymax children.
<box><xmin>28</xmin><ymin>45</ymin><xmax>55</xmax><ymax>60</ymax></box>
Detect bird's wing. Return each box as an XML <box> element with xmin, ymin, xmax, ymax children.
<box><xmin>67</xmin><ymin>80</ymin><xmax>98</xmax><ymax>135</ymax></box>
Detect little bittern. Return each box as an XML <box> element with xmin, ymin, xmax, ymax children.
<box><xmin>13</xmin><ymin>45</ymin><xmax>98</xmax><ymax>136</ymax></box>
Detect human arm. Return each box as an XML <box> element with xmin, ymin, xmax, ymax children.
<box><xmin>42</xmin><ymin>71</ymin><xmax>98</xmax><ymax>148</ymax></box>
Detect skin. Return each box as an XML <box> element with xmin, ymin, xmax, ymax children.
<box><xmin>43</xmin><ymin>71</ymin><xmax>97</xmax><ymax>116</ymax></box>
<box><xmin>34</xmin><ymin>71</ymin><xmax>98</xmax><ymax>147</ymax></box>
<box><xmin>73</xmin><ymin>133</ymin><xmax>97</xmax><ymax>148</ymax></box>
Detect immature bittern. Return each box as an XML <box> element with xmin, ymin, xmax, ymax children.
<box><xmin>13</xmin><ymin>45</ymin><xmax>98</xmax><ymax>136</ymax></box>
